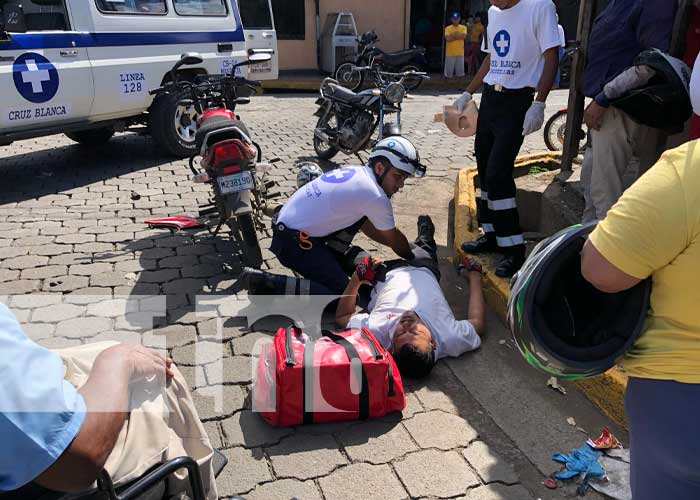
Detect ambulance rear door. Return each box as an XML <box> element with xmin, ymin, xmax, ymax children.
<box><xmin>237</xmin><ymin>0</ymin><xmax>278</xmax><ymax>80</ymax></box>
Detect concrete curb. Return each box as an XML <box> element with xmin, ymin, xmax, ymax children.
<box><xmin>260</xmin><ymin>76</ymin><xmax>476</xmax><ymax>93</ymax></box>
<box><xmin>452</xmin><ymin>159</ymin><xmax>629</xmax><ymax>429</ymax></box>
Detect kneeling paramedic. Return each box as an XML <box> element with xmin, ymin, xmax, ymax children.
<box><xmin>335</xmin><ymin>215</ymin><xmax>486</xmax><ymax>378</ymax></box>
<box><xmin>249</xmin><ymin>137</ymin><xmax>426</xmax><ymax>296</ymax></box>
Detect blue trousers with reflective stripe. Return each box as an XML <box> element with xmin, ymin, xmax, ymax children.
<box><xmin>270</xmin><ymin>229</ymin><xmax>352</xmax><ymax>295</ymax></box>
<box><xmin>474</xmin><ymin>85</ymin><xmax>532</xmax><ymax>252</ymax></box>
<box><xmin>626</xmin><ymin>377</ymin><xmax>700</xmax><ymax>500</ymax></box>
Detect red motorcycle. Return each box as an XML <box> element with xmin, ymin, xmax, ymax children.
<box><xmin>146</xmin><ymin>53</ymin><xmax>279</xmax><ymax>269</ymax></box>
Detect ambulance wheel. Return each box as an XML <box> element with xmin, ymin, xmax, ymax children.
<box><xmin>65</xmin><ymin>127</ymin><xmax>115</xmax><ymax>146</ymax></box>
<box><xmin>150</xmin><ymin>89</ymin><xmax>198</xmax><ymax>158</ymax></box>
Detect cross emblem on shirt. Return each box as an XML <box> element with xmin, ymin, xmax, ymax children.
<box><xmin>493</xmin><ymin>30</ymin><xmax>511</xmax><ymax>57</ymax></box>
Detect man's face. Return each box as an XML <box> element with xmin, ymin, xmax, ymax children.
<box><xmin>375</xmin><ymin>162</ymin><xmax>408</xmax><ymax>197</ymax></box>
<box><xmin>391</xmin><ymin>311</ymin><xmax>434</xmax><ymax>353</ymax></box>
<box><xmin>452</xmin><ymin>16</ymin><xmax>460</xmax><ymax>25</ymax></box>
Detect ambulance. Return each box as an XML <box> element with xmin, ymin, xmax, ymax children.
<box><xmin>0</xmin><ymin>0</ymin><xmax>278</xmax><ymax>156</ymax></box>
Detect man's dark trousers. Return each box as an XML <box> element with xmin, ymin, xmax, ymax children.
<box><xmin>474</xmin><ymin>85</ymin><xmax>533</xmax><ymax>256</ymax></box>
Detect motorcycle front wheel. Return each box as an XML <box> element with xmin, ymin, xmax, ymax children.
<box><xmin>228</xmin><ymin>214</ymin><xmax>263</xmax><ymax>269</ymax></box>
<box><xmin>544</xmin><ymin>109</ymin><xmax>588</xmax><ymax>154</ymax></box>
<box><xmin>335</xmin><ymin>62</ymin><xmax>364</xmax><ymax>91</ymax></box>
<box><xmin>313</xmin><ymin>113</ymin><xmax>340</xmax><ymax>161</ymax></box>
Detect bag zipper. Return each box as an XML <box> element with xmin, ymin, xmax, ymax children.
<box><xmin>359</xmin><ymin>328</ymin><xmax>382</xmax><ymax>360</ymax></box>
<box><xmin>284</xmin><ymin>326</ymin><xmax>298</xmax><ymax>366</ymax></box>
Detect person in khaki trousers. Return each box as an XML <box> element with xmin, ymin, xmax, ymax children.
<box><xmin>0</xmin><ymin>302</ymin><xmax>218</xmax><ymax>499</ymax></box>
<box><xmin>581</xmin><ymin>0</ymin><xmax>678</xmax><ymax>220</ymax></box>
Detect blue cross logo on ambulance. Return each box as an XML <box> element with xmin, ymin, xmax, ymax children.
<box><xmin>493</xmin><ymin>30</ymin><xmax>511</xmax><ymax>58</ymax></box>
<box><xmin>12</xmin><ymin>53</ymin><xmax>59</xmax><ymax>104</ymax></box>
<box><xmin>321</xmin><ymin>168</ymin><xmax>356</xmax><ymax>184</ymax></box>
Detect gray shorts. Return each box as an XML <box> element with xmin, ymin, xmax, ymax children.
<box><xmin>444</xmin><ymin>55</ymin><xmax>465</xmax><ymax>78</ymax></box>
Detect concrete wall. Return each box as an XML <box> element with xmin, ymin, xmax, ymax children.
<box><xmin>277</xmin><ymin>0</ymin><xmax>410</xmax><ymax>71</ymax></box>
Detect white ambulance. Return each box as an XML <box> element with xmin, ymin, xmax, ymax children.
<box><xmin>0</xmin><ymin>0</ymin><xmax>278</xmax><ymax>156</ymax></box>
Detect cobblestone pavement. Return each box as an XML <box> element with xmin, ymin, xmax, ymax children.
<box><xmin>1</xmin><ymin>90</ymin><xmax>577</xmax><ymax>499</ymax></box>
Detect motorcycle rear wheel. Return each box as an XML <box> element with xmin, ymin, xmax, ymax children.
<box><xmin>335</xmin><ymin>62</ymin><xmax>364</xmax><ymax>91</ymax></box>
<box><xmin>313</xmin><ymin>114</ymin><xmax>340</xmax><ymax>161</ymax></box>
<box><xmin>229</xmin><ymin>214</ymin><xmax>263</xmax><ymax>269</ymax></box>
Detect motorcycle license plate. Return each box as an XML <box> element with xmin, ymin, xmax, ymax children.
<box><xmin>217</xmin><ymin>171</ymin><xmax>254</xmax><ymax>194</ymax></box>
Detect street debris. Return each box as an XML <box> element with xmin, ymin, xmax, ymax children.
<box><xmin>498</xmin><ymin>339</ymin><xmax>507</xmax><ymax>345</ymax></box>
<box><xmin>550</xmin><ymin>429</ymin><xmax>631</xmax><ymax>499</ymax></box>
<box><xmin>130</xmin><ymin>191</ymin><xmax>141</xmax><ymax>200</ymax></box>
<box><xmin>546</xmin><ymin>376</ymin><xmax>567</xmax><ymax>395</ymax></box>
<box><xmin>566</xmin><ymin>417</ymin><xmax>577</xmax><ymax>427</ymax></box>
<box><xmin>543</xmin><ymin>477</ymin><xmax>558</xmax><ymax>489</ymax></box>
<box><xmin>587</xmin><ymin>427</ymin><xmax>622</xmax><ymax>450</ymax></box>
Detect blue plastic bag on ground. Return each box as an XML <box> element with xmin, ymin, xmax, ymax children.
<box><xmin>552</xmin><ymin>444</ymin><xmax>605</xmax><ymax>480</ymax></box>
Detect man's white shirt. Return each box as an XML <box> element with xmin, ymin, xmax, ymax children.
<box><xmin>481</xmin><ymin>0</ymin><xmax>561</xmax><ymax>89</ymax></box>
<box><xmin>276</xmin><ymin>166</ymin><xmax>395</xmax><ymax>237</ymax></box>
<box><xmin>347</xmin><ymin>267</ymin><xmax>481</xmax><ymax>360</ymax></box>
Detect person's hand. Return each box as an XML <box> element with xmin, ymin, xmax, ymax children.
<box><xmin>455</xmin><ymin>91</ymin><xmax>473</xmax><ymax>113</ymax></box>
<box><xmin>584</xmin><ymin>101</ymin><xmax>607</xmax><ymax>131</ymax></box>
<box><xmin>522</xmin><ymin>101</ymin><xmax>546</xmax><ymax>136</ymax></box>
<box><xmin>458</xmin><ymin>257</ymin><xmax>483</xmax><ymax>277</ymax></box>
<box><xmin>354</xmin><ymin>256</ymin><xmax>381</xmax><ymax>286</ymax></box>
<box><xmin>103</xmin><ymin>344</ymin><xmax>174</xmax><ymax>383</ymax></box>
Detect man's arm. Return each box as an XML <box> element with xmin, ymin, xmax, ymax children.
<box><xmin>336</xmin><ymin>273</ymin><xmax>363</xmax><ymax>328</ymax></box>
<box><xmin>581</xmin><ymin>239</ymin><xmax>643</xmax><ymax>293</ymax></box>
<box><xmin>535</xmin><ymin>47</ymin><xmax>559</xmax><ymax>103</ymax></box>
<box><xmin>460</xmin><ymin>267</ymin><xmax>485</xmax><ymax>335</ymax></box>
<box><xmin>361</xmin><ymin>220</ymin><xmax>413</xmax><ymax>260</ymax></box>
<box><xmin>35</xmin><ymin>344</ymin><xmax>173</xmax><ymax>493</ymax></box>
<box><xmin>466</xmin><ymin>53</ymin><xmax>490</xmax><ymax>94</ymax></box>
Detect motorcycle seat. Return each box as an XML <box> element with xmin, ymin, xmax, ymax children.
<box><xmin>375</xmin><ymin>48</ymin><xmax>423</xmax><ymax>67</ymax></box>
<box><xmin>328</xmin><ymin>83</ymin><xmax>364</xmax><ymax>103</ymax></box>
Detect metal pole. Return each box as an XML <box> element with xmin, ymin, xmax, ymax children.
<box><xmin>559</xmin><ymin>0</ymin><xmax>596</xmax><ymax>174</ymax></box>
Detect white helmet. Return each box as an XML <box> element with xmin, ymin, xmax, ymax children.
<box><xmin>296</xmin><ymin>162</ymin><xmax>324</xmax><ymax>188</ymax></box>
<box><xmin>368</xmin><ymin>136</ymin><xmax>426</xmax><ymax>178</ymax></box>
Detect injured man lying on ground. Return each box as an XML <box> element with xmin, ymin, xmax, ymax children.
<box><xmin>335</xmin><ymin>215</ymin><xmax>486</xmax><ymax>378</ymax></box>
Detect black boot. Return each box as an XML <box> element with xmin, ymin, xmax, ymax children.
<box><xmin>495</xmin><ymin>247</ymin><xmax>525</xmax><ymax>278</ymax></box>
<box><xmin>461</xmin><ymin>234</ymin><xmax>497</xmax><ymax>254</ymax></box>
<box><xmin>417</xmin><ymin>215</ymin><xmax>436</xmax><ymax>241</ymax></box>
<box><xmin>240</xmin><ymin>267</ymin><xmax>283</xmax><ymax>295</ymax></box>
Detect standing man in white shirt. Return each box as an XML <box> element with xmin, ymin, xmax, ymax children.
<box><xmin>336</xmin><ymin>216</ymin><xmax>485</xmax><ymax>379</ymax></box>
<box><xmin>455</xmin><ymin>0</ymin><xmax>560</xmax><ymax>277</ymax></box>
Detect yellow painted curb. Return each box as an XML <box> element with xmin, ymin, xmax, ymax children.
<box><xmin>453</xmin><ymin>163</ymin><xmax>629</xmax><ymax>429</ymax></box>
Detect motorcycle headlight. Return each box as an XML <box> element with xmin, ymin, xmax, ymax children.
<box><xmin>384</xmin><ymin>83</ymin><xmax>405</xmax><ymax>104</ymax></box>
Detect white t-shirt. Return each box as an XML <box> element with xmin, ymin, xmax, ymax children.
<box><xmin>557</xmin><ymin>24</ymin><xmax>565</xmax><ymax>47</ymax></box>
<box><xmin>481</xmin><ymin>0</ymin><xmax>561</xmax><ymax>89</ymax></box>
<box><xmin>347</xmin><ymin>267</ymin><xmax>481</xmax><ymax>360</ymax></box>
<box><xmin>277</xmin><ymin>166</ymin><xmax>395</xmax><ymax>237</ymax></box>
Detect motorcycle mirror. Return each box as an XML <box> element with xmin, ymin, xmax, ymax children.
<box><xmin>169</xmin><ymin>52</ymin><xmax>203</xmax><ymax>82</ymax></box>
<box><xmin>179</xmin><ymin>52</ymin><xmax>204</xmax><ymax>66</ymax></box>
<box><xmin>234</xmin><ymin>53</ymin><xmax>272</xmax><ymax>68</ymax></box>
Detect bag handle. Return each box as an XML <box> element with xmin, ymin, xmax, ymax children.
<box><xmin>284</xmin><ymin>325</ymin><xmax>298</xmax><ymax>366</ymax></box>
<box><xmin>323</xmin><ymin>331</ymin><xmax>370</xmax><ymax>420</ymax></box>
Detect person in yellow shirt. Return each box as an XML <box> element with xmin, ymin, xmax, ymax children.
<box><xmin>444</xmin><ymin>12</ymin><xmax>467</xmax><ymax>78</ymax></box>
<box><xmin>469</xmin><ymin>14</ymin><xmax>484</xmax><ymax>44</ymax></box>
<box><xmin>581</xmin><ymin>136</ymin><xmax>700</xmax><ymax>499</ymax></box>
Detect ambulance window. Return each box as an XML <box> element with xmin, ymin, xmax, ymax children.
<box><xmin>173</xmin><ymin>0</ymin><xmax>227</xmax><ymax>16</ymax></box>
<box><xmin>95</xmin><ymin>0</ymin><xmax>167</xmax><ymax>15</ymax></box>
<box><xmin>2</xmin><ymin>0</ymin><xmax>70</xmax><ymax>32</ymax></box>
<box><xmin>238</xmin><ymin>0</ymin><xmax>272</xmax><ymax>29</ymax></box>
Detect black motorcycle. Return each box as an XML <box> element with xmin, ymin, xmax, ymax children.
<box><xmin>313</xmin><ymin>70</ymin><xmax>427</xmax><ymax>160</ymax></box>
<box><xmin>334</xmin><ymin>30</ymin><xmax>427</xmax><ymax>92</ymax></box>
<box><xmin>147</xmin><ymin>53</ymin><xmax>280</xmax><ymax>269</ymax></box>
